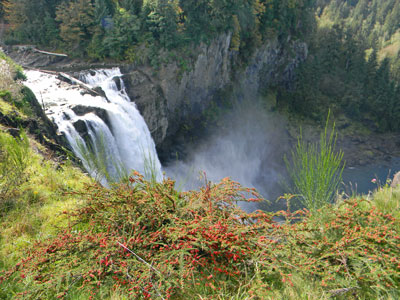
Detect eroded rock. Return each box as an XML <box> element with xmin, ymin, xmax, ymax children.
<box><xmin>71</xmin><ymin>105</ymin><xmax>111</xmax><ymax>129</ymax></box>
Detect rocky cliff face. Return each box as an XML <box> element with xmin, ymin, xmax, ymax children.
<box><xmin>121</xmin><ymin>34</ymin><xmax>308</xmax><ymax>160</ymax></box>
<box><xmin>4</xmin><ymin>36</ymin><xmax>308</xmax><ymax>161</ymax></box>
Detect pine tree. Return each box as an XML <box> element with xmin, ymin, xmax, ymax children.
<box><xmin>56</xmin><ymin>0</ymin><xmax>96</xmax><ymax>53</ymax></box>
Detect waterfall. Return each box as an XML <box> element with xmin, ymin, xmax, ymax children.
<box><xmin>24</xmin><ymin>68</ymin><xmax>163</xmax><ymax>184</ymax></box>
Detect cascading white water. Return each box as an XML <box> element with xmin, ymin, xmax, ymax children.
<box><xmin>24</xmin><ymin>68</ymin><xmax>163</xmax><ymax>184</ymax></box>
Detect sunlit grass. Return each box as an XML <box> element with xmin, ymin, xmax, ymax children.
<box><xmin>379</xmin><ymin>30</ymin><xmax>400</xmax><ymax>60</ymax></box>
<box><xmin>0</xmin><ymin>135</ymin><xmax>91</xmax><ymax>268</ymax></box>
<box><xmin>372</xmin><ymin>184</ymin><xmax>400</xmax><ymax>220</ymax></box>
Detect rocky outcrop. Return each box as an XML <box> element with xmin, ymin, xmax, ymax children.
<box><xmin>121</xmin><ymin>70</ymin><xmax>168</xmax><ymax>146</ymax></box>
<box><xmin>243</xmin><ymin>39</ymin><xmax>308</xmax><ymax>94</ymax></box>
<box><xmin>70</xmin><ymin>105</ymin><xmax>113</xmax><ymax>141</ymax></box>
<box><xmin>121</xmin><ymin>34</ymin><xmax>308</xmax><ymax>160</ymax></box>
<box><xmin>72</xmin><ymin>119</ymin><xmax>89</xmax><ymax>141</ymax></box>
<box><xmin>72</xmin><ymin>105</ymin><xmax>111</xmax><ymax>128</ymax></box>
<box><xmin>391</xmin><ymin>171</ymin><xmax>400</xmax><ymax>187</ymax></box>
<box><xmin>0</xmin><ymin>104</ymin><xmax>68</xmax><ymax>155</ymax></box>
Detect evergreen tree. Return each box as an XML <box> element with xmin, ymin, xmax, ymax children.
<box><xmin>4</xmin><ymin>0</ymin><xmax>63</xmax><ymax>45</ymax></box>
<box><xmin>56</xmin><ymin>0</ymin><xmax>96</xmax><ymax>54</ymax></box>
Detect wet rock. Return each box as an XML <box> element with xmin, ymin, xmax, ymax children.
<box><xmin>112</xmin><ymin>76</ymin><xmax>122</xmax><ymax>91</ymax></box>
<box><xmin>122</xmin><ymin>71</ymin><xmax>168</xmax><ymax>146</ymax></box>
<box><xmin>72</xmin><ymin>119</ymin><xmax>89</xmax><ymax>139</ymax></box>
<box><xmin>71</xmin><ymin>105</ymin><xmax>111</xmax><ymax>129</ymax></box>
<box><xmin>92</xmin><ymin>86</ymin><xmax>107</xmax><ymax>99</ymax></box>
<box><xmin>63</xmin><ymin>112</ymin><xmax>71</xmax><ymax>120</ymax></box>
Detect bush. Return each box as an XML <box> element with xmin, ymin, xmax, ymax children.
<box><xmin>285</xmin><ymin>113</ymin><xmax>345</xmax><ymax>210</ymax></box>
<box><xmin>1</xmin><ymin>175</ymin><xmax>399</xmax><ymax>299</ymax></box>
<box><xmin>0</xmin><ymin>175</ymin><xmax>265</xmax><ymax>299</ymax></box>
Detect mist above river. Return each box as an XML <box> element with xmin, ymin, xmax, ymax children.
<box><xmin>165</xmin><ymin>101</ymin><xmax>291</xmax><ymax>211</ymax></box>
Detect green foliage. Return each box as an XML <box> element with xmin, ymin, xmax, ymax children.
<box><xmin>0</xmin><ymin>51</ymin><xmax>26</xmax><ymax>81</ymax></box>
<box><xmin>0</xmin><ymin>131</ymin><xmax>30</xmax><ymax>212</ymax></box>
<box><xmin>0</xmin><ymin>90</ymin><xmax>12</xmax><ymax>102</ymax></box>
<box><xmin>278</xmin><ymin>22</ymin><xmax>400</xmax><ymax>132</ymax></box>
<box><xmin>0</xmin><ymin>175</ymin><xmax>264</xmax><ymax>299</ymax></box>
<box><xmin>230</xmin><ymin>15</ymin><xmax>241</xmax><ymax>52</ymax></box>
<box><xmin>316</xmin><ymin>0</ymin><xmax>400</xmax><ymax>52</ymax></box>
<box><xmin>4</xmin><ymin>0</ymin><xmax>314</xmax><ymax>61</ymax></box>
<box><xmin>76</xmin><ymin>134</ymin><xmax>128</xmax><ymax>185</ymax></box>
<box><xmin>55</xmin><ymin>0</ymin><xmax>96</xmax><ymax>55</ymax></box>
<box><xmin>102</xmin><ymin>8</ymin><xmax>141</xmax><ymax>59</ymax></box>
<box><xmin>284</xmin><ymin>0</ymin><xmax>400</xmax><ymax>132</ymax></box>
<box><xmin>285</xmin><ymin>114</ymin><xmax>345</xmax><ymax>210</ymax></box>
<box><xmin>4</xmin><ymin>0</ymin><xmax>62</xmax><ymax>47</ymax></box>
<box><xmin>1</xmin><ymin>173</ymin><xmax>399</xmax><ymax>299</ymax></box>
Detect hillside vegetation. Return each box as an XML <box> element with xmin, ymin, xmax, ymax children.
<box><xmin>315</xmin><ymin>0</ymin><xmax>400</xmax><ymax>57</ymax></box>
<box><xmin>0</xmin><ymin>160</ymin><xmax>399</xmax><ymax>299</ymax></box>
<box><xmin>274</xmin><ymin>0</ymin><xmax>400</xmax><ymax>133</ymax></box>
<box><xmin>0</xmin><ymin>53</ymin><xmax>91</xmax><ymax>280</ymax></box>
<box><xmin>0</xmin><ymin>54</ymin><xmax>399</xmax><ymax>299</ymax></box>
<box><xmin>3</xmin><ymin>1</ymin><xmax>400</xmax><ymax>134</ymax></box>
<box><xmin>1</xmin><ymin>0</ymin><xmax>314</xmax><ymax>63</ymax></box>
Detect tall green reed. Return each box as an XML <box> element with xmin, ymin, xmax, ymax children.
<box><xmin>285</xmin><ymin>112</ymin><xmax>345</xmax><ymax>210</ymax></box>
<box><xmin>0</xmin><ymin>130</ymin><xmax>30</xmax><ymax>211</ymax></box>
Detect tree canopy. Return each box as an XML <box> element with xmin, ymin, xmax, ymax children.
<box><xmin>275</xmin><ymin>0</ymin><xmax>400</xmax><ymax>132</ymax></box>
<box><xmin>3</xmin><ymin>0</ymin><xmax>314</xmax><ymax>59</ymax></box>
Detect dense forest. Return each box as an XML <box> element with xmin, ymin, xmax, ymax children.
<box><xmin>0</xmin><ymin>0</ymin><xmax>314</xmax><ymax>63</ymax></box>
<box><xmin>315</xmin><ymin>0</ymin><xmax>400</xmax><ymax>52</ymax></box>
<box><xmin>274</xmin><ymin>0</ymin><xmax>400</xmax><ymax>132</ymax></box>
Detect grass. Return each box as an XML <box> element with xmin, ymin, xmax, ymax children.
<box><xmin>379</xmin><ymin>30</ymin><xmax>400</xmax><ymax>60</ymax></box>
<box><xmin>285</xmin><ymin>113</ymin><xmax>345</xmax><ymax>210</ymax></box>
<box><xmin>0</xmin><ymin>53</ymin><xmax>91</xmax><ymax>271</ymax></box>
<box><xmin>75</xmin><ymin>133</ymin><xmax>128</xmax><ymax>185</ymax></box>
<box><xmin>0</xmin><ymin>132</ymin><xmax>91</xmax><ymax>269</ymax></box>
<box><xmin>0</xmin><ymin>53</ymin><xmax>24</xmax><ymax>101</ymax></box>
<box><xmin>371</xmin><ymin>182</ymin><xmax>400</xmax><ymax>220</ymax></box>
<box><xmin>0</xmin><ymin>130</ymin><xmax>30</xmax><ymax>211</ymax></box>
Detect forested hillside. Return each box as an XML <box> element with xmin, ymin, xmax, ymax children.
<box><xmin>1</xmin><ymin>0</ymin><xmax>314</xmax><ymax>63</ymax></box>
<box><xmin>316</xmin><ymin>0</ymin><xmax>400</xmax><ymax>54</ymax></box>
<box><xmin>276</xmin><ymin>0</ymin><xmax>400</xmax><ymax>132</ymax></box>
<box><xmin>315</xmin><ymin>0</ymin><xmax>400</xmax><ymax>77</ymax></box>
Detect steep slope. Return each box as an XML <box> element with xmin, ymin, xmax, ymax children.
<box><xmin>0</xmin><ymin>51</ymin><xmax>91</xmax><ymax>269</ymax></box>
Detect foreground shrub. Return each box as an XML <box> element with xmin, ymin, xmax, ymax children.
<box><xmin>1</xmin><ymin>175</ymin><xmax>399</xmax><ymax>299</ymax></box>
<box><xmin>286</xmin><ymin>114</ymin><xmax>345</xmax><ymax>210</ymax></box>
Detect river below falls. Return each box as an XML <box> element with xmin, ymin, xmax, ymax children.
<box><xmin>341</xmin><ymin>157</ymin><xmax>400</xmax><ymax>196</ymax></box>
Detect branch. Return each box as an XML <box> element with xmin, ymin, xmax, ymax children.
<box><xmin>33</xmin><ymin>48</ymin><xmax>68</xmax><ymax>57</ymax></box>
<box><xmin>117</xmin><ymin>241</ymin><xmax>161</xmax><ymax>275</ymax></box>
